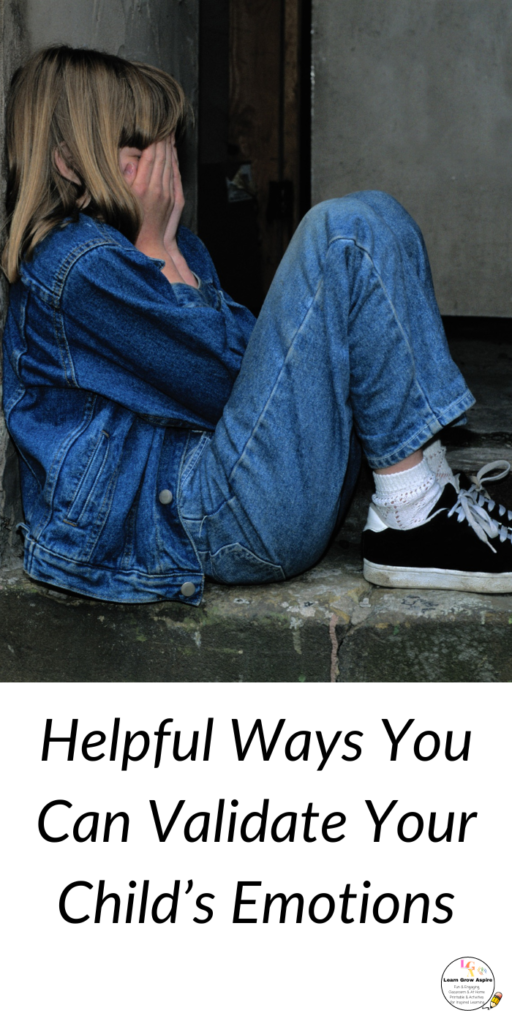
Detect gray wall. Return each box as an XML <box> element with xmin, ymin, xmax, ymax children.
<box><xmin>312</xmin><ymin>0</ymin><xmax>512</xmax><ymax>317</ymax></box>
<box><xmin>0</xmin><ymin>0</ymin><xmax>198</xmax><ymax>566</ymax></box>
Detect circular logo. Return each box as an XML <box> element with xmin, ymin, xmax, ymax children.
<box><xmin>441</xmin><ymin>957</ymin><xmax>495</xmax><ymax>1011</ymax></box>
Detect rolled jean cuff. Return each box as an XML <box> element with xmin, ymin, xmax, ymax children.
<box><xmin>366</xmin><ymin>387</ymin><xmax>475</xmax><ymax>469</ymax></box>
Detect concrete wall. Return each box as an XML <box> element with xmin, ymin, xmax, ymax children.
<box><xmin>0</xmin><ymin>0</ymin><xmax>199</xmax><ymax>566</ymax></box>
<box><xmin>312</xmin><ymin>0</ymin><xmax>512</xmax><ymax>317</ymax></box>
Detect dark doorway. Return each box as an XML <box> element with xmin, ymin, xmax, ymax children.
<box><xmin>198</xmin><ymin>0</ymin><xmax>312</xmax><ymax>313</ymax></box>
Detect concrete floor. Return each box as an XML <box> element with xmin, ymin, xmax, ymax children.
<box><xmin>2</xmin><ymin>332</ymin><xmax>512</xmax><ymax>682</ymax></box>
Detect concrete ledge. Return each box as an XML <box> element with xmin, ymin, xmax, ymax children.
<box><xmin>3</xmin><ymin>427</ymin><xmax>512</xmax><ymax>683</ymax></box>
<box><xmin>2</xmin><ymin>544</ymin><xmax>512</xmax><ymax>681</ymax></box>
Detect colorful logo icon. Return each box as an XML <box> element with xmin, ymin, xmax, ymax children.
<box><xmin>441</xmin><ymin>957</ymin><xmax>501</xmax><ymax>1011</ymax></box>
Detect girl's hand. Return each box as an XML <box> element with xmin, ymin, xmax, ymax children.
<box><xmin>120</xmin><ymin>137</ymin><xmax>197</xmax><ymax>287</ymax></box>
<box><xmin>163</xmin><ymin>137</ymin><xmax>185</xmax><ymax>254</ymax></box>
<box><xmin>122</xmin><ymin>138</ymin><xmax>173</xmax><ymax>255</ymax></box>
<box><xmin>162</xmin><ymin>140</ymin><xmax>197</xmax><ymax>287</ymax></box>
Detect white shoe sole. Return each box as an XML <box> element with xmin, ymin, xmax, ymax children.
<box><xmin>363</xmin><ymin>559</ymin><xmax>512</xmax><ymax>593</ymax></box>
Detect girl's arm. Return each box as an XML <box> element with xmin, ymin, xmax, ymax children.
<box><xmin>59</xmin><ymin>234</ymin><xmax>255</xmax><ymax>427</ymax></box>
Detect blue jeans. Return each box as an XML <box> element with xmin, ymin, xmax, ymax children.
<box><xmin>179</xmin><ymin>192</ymin><xmax>474</xmax><ymax>584</ymax></box>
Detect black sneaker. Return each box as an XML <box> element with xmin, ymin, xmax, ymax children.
<box><xmin>456</xmin><ymin>460</ymin><xmax>512</xmax><ymax>528</ymax></box>
<box><xmin>362</xmin><ymin>483</ymin><xmax>512</xmax><ymax>593</ymax></box>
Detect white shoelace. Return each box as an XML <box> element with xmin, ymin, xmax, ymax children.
<box><xmin>423</xmin><ymin>460</ymin><xmax>512</xmax><ymax>553</ymax></box>
<box><xmin>446</xmin><ymin>489</ymin><xmax>512</xmax><ymax>553</ymax></box>
<box><xmin>461</xmin><ymin>459</ymin><xmax>512</xmax><ymax>522</ymax></box>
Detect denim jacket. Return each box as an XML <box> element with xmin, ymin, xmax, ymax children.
<box><xmin>2</xmin><ymin>214</ymin><xmax>256</xmax><ymax>603</ymax></box>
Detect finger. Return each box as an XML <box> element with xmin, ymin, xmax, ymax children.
<box><xmin>135</xmin><ymin>142</ymin><xmax>157</xmax><ymax>189</ymax></box>
<box><xmin>147</xmin><ymin>139</ymin><xmax>167</xmax><ymax>189</ymax></box>
<box><xmin>153</xmin><ymin>140</ymin><xmax>173</xmax><ymax>208</ymax></box>
<box><xmin>171</xmin><ymin>146</ymin><xmax>184</xmax><ymax>205</ymax></box>
<box><xmin>162</xmin><ymin>135</ymin><xmax>173</xmax><ymax>197</ymax></box>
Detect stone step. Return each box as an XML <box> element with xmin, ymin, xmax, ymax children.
<box><xmin>2</xmin><ymin>537</ymin><xmax>512</xmax><ymax>682</ymax></box>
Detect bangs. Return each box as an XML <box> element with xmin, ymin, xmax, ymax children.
<box><xmin>119</xmin><ymin>64</ymin><xmax>189</xmax><ymax>150</ymax></box>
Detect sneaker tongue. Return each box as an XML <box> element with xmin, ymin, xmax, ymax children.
<box><xmin>458</xmin><ymin>471</ymin><xmax>473</xmax><ymax>490</ymax></box>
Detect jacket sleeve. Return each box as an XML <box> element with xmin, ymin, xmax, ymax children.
<box><xmin>61</xmin><ymin>237</ymin><xmax>257</xmax><ymax>428</ymax></box>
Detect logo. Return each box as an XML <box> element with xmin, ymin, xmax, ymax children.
<box><xmin>441</xmin><ymin>957</ymin><xmax>502</xmax><ymax>1011</ymax></box>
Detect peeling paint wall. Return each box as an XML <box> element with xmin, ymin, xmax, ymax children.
<box><xmin>312</xmin><ymin>0</ymin><xmax>512</xmax><ymax>317</ymax></box>
<box><xmin>0</xmin><ymin>0</ymin><xmax>199</xmax><ymax>566</ymax></box>
<box><xmin>25</xmin><ymin>0</ymin><xmax>198</xmax><ymax>95</ymax></box>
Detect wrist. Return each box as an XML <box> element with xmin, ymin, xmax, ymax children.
<box><xmin>135</xmin><ymin>239</ymin><xmax>187</xmax><ymax>285</ymax></box>
<box><xmin>164</xmin><ymin>243</ymin><xmax>198</xmax><ymax>288</ymax></box>
<box><xmin>135</xmin><ymin>227</ymin><xmax>167</xmax><ymax>261</ymax></box>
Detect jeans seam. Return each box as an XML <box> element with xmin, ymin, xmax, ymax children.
<box><xmin>226</xmin><ymin>274</ymin><xmax>324</xmax><ymax>488</ymax></box>
<box><xmin>330</xmin><ymin>236</ymin><xmax>444</xmax><ymax>423</ymax></box>
<box><xmin>330</xmin><ymin>234</ymin><xmax>467</xmax><ymax>463</ymax></box>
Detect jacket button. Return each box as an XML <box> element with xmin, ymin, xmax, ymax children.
<box><xmin>181</xmin><ymin>582</ymin><xmax>196</xmax><ymax>597</ymax></box>
<box><xmin>158</xmin><ymin>489</ymin><xmax>173</xmax><ymax>505</ymax></box>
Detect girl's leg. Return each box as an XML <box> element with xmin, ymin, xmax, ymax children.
<box><xmin>179</xmin><ymin>192</ymin><xmax>474</xmax><ymax>584</ymax></box>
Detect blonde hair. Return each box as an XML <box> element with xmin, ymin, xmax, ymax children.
<box><xmin>2</xmin><ymin>46</ymin><xmax>189</xmax><ymax>282</ymax></box>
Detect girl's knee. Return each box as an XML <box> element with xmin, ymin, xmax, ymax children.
<box><xmin>304</xmin><ymin>192</ymin><xmax>422</xmax><ymax>243</ymax></box>
<box><xmin>292</xmin><ymin>193</ymin><xmax>428</xmax><ymax>281</ymax></box>
<box><xmin>300</xmin><ymin>196</ymin><xmax>376</xmax><ymax>234</ymax></box>
<box><xmin>347</xmin><ymin>190</ymin><xmax>425</xmax><ymax>247</ymax></box>
<box><xmin>299</xmin><ymin>194</ymin><xmax>397</xmax><ymax>248</ymax></box>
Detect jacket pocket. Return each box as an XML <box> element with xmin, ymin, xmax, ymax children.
<box><xmin>180</xmin><ymin>430</ymin><xmax>211</xmax><ymax>491</ymax></box>
<box><xmin>209</xmin><ymin>542</ymin><xmax>286</xmax><ymax>585</ymax></box>
<box><xmin>65</xmin><ymin>429</ymin><xmax>110</xmax><ymax>524</ymax></box>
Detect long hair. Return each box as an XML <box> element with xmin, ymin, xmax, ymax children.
<box><xmin>2</xmin><ymin>46</ymin><xmax>189</xmax><ymax>282</ymax></box>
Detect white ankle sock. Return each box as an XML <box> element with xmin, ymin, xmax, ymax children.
<box><xmin>423</xmin><ymin>439</ymin><xmax>458</xmax><ymax>489</ymax></box>
<box><xmin>372</xmin><ymin>456</ymin><xmax>443</xmax><ymax>529</ymax></box>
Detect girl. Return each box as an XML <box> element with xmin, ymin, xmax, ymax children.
<box><xmin>3</xmin><ymin>45</ymin><xmax>512</xmax><ymax>604</ymax></box>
